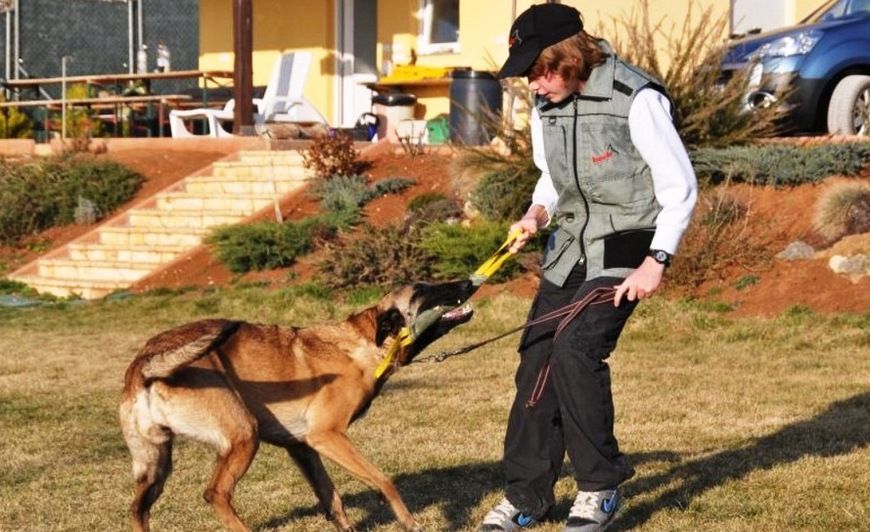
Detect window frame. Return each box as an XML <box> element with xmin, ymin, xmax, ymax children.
<box><xmin>418</xmin><ymin>0</ymin><xmax>460</xmax><ymax>55</ymax></box>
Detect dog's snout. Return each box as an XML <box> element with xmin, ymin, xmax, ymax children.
<box><xmin>458</xmin><ymin>279</ymin><xmax>474</xmax><ymax>295</ymax></box>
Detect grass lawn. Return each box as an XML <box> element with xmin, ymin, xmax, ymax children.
<box><xmin>0</xmin><ymin>285</ymin><xmax>867</xmax><ymax>531</ymax></box>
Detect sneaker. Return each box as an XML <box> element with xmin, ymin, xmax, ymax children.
<box><xmin>563</xmin><ymin>488</ymin><xmax>621</xmax><ymax>532</ymax></box>
<box><xmin>480</xmin><ymin>497</ymin><xmax>537</xmax><ymax>531</ymax></box>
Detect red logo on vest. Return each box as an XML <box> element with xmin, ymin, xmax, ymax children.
<box><xmin>591</xmin><ymin>151</ymin><xmax>613</xmax><ymax>164</ymax></box>
<box><xmin>592</xmin><ymin>148</ymin><xmax>615</xmax><ymax>164</ymax></box>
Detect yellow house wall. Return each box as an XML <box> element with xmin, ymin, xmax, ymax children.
<box><xmin>378</xmin><ymin>0</ymin><xmax>733</xmax><ymax>118</ymax></box>
<box><xmin>198</xmin><ymin>0</ymin><xmax>335</xmax><ymax>124</ymax></box>
<box><xmin>196</xmin><ymin>0</ymin><xmax>824</xmax><ymax>125</ymax></box>
<box><xmin>794</xmin><ymin>0</ymin><xmax>824</xmax><ymax>21</ymax></box>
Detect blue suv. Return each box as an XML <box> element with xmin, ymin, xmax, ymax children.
<box><xmin>722</xmin><ymin>0</ymin><xmax>870</xmax><ymax>135</ymax></box>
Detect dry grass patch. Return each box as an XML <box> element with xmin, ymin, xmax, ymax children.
<box><xmin>0</xmin><ymin>288</ymin><xmax>867</xmax><ymax>531</ymax></box>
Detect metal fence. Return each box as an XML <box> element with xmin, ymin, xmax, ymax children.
<box><xmin>0</xmin><ymin>0</ymin><xmax>200</xmax><ymax>99</ymax></box>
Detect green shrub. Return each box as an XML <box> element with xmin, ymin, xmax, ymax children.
<box><xmin>64</xmin><ymin>84</ymin><xmax>105</xmax><ymax>150</ymax></box>
<box><xmin>735</xmin><ymin>274</ymin><xmax>759</xmax><ymax>291</ymax></box>
<box><xmin>317</xmin><ymin>218</ymin><xmax>536</xmax><ymax>289</ymax></box>
<box><xmin>318</xmin><ymin>224</ymin><xmax>432</xmax><ymax>289</ymax></box>
<box><xmin>417</xmin><ymin>220</ymin><xmax>523</xmax><ymax>282</ymax></box>
<box><xmin>0</xmin><ymin>97</ymin><xmax>33</xmax><ymax>139</ymax></box>
<box><xmin>0</xmin><ymin>278</ymin><xmax>39</xmax><ymax>297</ymax></box>
<box><xmin>467</xmin><ymin>155</ymin><xmax>539</xmax><ymax>221</ymax></box>
<box><xmin>310</xmin><ymin>175</ymin><xmax>369</xmax><ymax>213</ymax></box>
<box><xmin>407</xmin><ymin>192</ymin><xmax>448</xmax><ymax>213</ymax></box>
<box><xmin>207</xmin><ymin>214</ymin><xmax>346</xmax><ymax>273</ymax></box>
<box><xmin>369</xmin><ymin>177</ymin><xmax>415</xmax><ymax>199</ymax></box>
<box><xmin>0</xmin><ymin>156</ymin><xmax>142</xmax><ymax>244</ymax></box>
<box><xmin>310</xmin><ymin>175</ymin><xmax>414</xmax><ymax>214</ymax></box>
<box><xmin>813</xmin><ymin>181</ymin><xmax>870</xmax><ymax>242</ymax></box>
<box><xmin>691</xmin><ymin>143</ymin><xmax>870</xmax><ymax>186</ymax></box>
<box><xmin>301</xmin><ymin>133</ymin><xmax>371</xmax><ymax>179</ymax></box>
<box><xmin>405</xmin><ymin>194</ymin><xmax>463</xmax><ymax>229</ymax></box>
<box><xmin>211</xmin><ymin>175</ymin><xmax>412</xmax><ymax>274</ymax></box>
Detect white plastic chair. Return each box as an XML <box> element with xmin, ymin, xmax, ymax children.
<box><xmin>169</xmin><ymin>52</ymin><xmax>328</xmax><ymax>138</ymax></box>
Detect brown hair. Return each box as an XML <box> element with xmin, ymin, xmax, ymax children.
<box><xmin>527</xmin><ymin>31</ymin><xmax>608</xmax><ymax>83</ymax></box>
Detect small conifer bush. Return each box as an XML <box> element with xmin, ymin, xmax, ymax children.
<box><xmin>0</xmin><ymin>156</ymin><xmax>142</xmax><ymax>244</ymax></box>
<box><xmin>417</xmin><ymin>220</ymin><xmax>523</xmax><ymax>282</ymax></box>
<box><xmin>207</xmin><ymin>215</ymin><xmax>343</xmax><ymax>274</ymax></box>
<box><xmin>691</xmin><ymin>143</ymin><xmax>870</xmax><ymax>186</ymax></box>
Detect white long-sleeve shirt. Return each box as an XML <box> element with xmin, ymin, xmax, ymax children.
<box><xmin>530</xmin><ymin>88</ymin><xmax>698</xmax><ymax>255</ymax></box>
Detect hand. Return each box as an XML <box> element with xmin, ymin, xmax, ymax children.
<box><xmin>508</xmin><ymin>205</ymin><xmax>548</xmax><ymax>253</ymax></box>
<box><xmin>613</xmin><ymin>256</ymin><xmax>666</xmax><ymax>306</ymax></box>
<box><xmin>508</xmin><ymin>217</ymin><xmax>539</xmax><ymax>253</ymax></box>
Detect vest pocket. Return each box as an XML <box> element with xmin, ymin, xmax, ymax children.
<box><xmin>542</xmin><ymin>122</ymin><xmax>570</xmax><ymax>179</ymax></box>
<box><xmin>580</xmin><ymin>123</ymin><xmax>653</xmax><ymax>206</ymax></box>
<box><xmin>542</xmin><ymin>228</ymin><xmax>575</xmax><ymax>270</ymax></box>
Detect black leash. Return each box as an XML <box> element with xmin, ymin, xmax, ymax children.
<box><xmin>418</xmin><ymin>286</ymin><xmax>616</xmax><ymax>364</ymax></box>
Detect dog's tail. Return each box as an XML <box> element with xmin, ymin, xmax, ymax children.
<box><xmin>134</xmin><ymin>319</ymin><xmax>242</xmax><ymax>382</ymax></box>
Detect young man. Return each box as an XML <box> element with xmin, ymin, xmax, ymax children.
<box><xmin>481</xmin><ymin>4</ymin><xmax>697</xmax><ymax>531</ymax></box>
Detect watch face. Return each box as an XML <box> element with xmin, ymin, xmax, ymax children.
<box><xmin>651</xmin><ymin>250</ymin><xmax>671</xmax><ymax>265</ymax></box>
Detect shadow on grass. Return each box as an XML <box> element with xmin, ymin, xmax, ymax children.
<box><xmin>615</xmin><ymin>392</ymin><xmax>870</xmax><ymax>529</ymax></box>
<box><xmin>257</xmin><ymin>393</ymin><xmax>868</xmax><ymax>531</ymax></box>
<box><xmin>257</xmin><ymin>450</ymin><xmax>684</xmax><ymax>530</ymax></box>
<box><xmin>258</xmin><ymin>460</ymin><xmax>503</xmax><ymax>531</ymax></box>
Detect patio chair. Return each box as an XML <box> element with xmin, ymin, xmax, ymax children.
<box><xmin>169</xmin><ymin>51</ymin><xmax>327</xmax><ymax>138</ymax></box>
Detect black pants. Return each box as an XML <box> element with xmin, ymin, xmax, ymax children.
<box><xmin>503</xmin><ymin>264</ymin><xmax>637</xmax><ymax>519</ymax></box>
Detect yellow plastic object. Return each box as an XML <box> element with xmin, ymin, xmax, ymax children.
<box><xmin>373</xmin><ymin>228</ymin><xmax>522</xmax><ymax>378</ymax></box>
<box><xmin>381</xmin><ymin>65</ymin><xmax>450</xmax><ymax>82</ymax></box>
<box><xmin>374</xmin><ymin>327</ymin><xmax>414</xmax><ymax>378</ymax></box>
<box><xmin>471</xmin><ymin>228</ymin><xmax>523</xmax><ymax>285</ymax></box>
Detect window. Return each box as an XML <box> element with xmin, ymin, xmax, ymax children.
<box><xmin>419</xmin><ymin>0</ymin><xmax>459</xmax><ymax>54</ymax></box>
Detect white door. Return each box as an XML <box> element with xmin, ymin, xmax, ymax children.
<box><xmin>731</xmin><ymin>0</ymin><xmax>793</xmax><ymax>35</ymax></box>
<box><xmin>335</xmin><ymin>0</ymin><xmax>378</xmax><ymax>127</ymax></box>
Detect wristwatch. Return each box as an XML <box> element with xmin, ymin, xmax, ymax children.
<box><xmin>648</xmin><ymin>249</ymin><xmax>673</xmax><ymax>267</ymax></box>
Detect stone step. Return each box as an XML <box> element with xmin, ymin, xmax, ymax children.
<box><xmin>183</xmin><ymin>176</ymin><xmax>307</xmax><ymax>195</ymax></box>
<box><xmin>237</xmin><ymin>151</ymin><xmax>306</xmax><ymax>165</ymax></box>
<box><xmin>6</xmin><ymin>274</ymin><xmax>126</xmax><ymax>299</ymax></box>
<box><xmin>99</xmin><ymin>226</ymin><xmax>208</xmax><ymax>247</ymax></box>
<box><xmin>37</xmin><ymin>258</ymin><xmax>153</xmax><ymax>283</ymax></box>
<box><xmin>126</xmin><ymin>209</ymin><xmax>248</xmax><ymax>229</ymax></box>
<box><xmin>67</xmin><ymin>242</ymin><xmax>188</xmax><ymax>264</ymax></box>
<box><xmin>211</xmin><ymin>161</ymin><xmax>311</xmax><ymax>179</ymax></box>
<box><xmin>155</xmin><ymin>192</ymin><xmax>277</xmax><ymax>212</ymax></box>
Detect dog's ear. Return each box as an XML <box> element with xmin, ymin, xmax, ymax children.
<box><xmin>375</xmin><ymin>307</ymin><xmax>405</xmax><ymax>346</ymax></box>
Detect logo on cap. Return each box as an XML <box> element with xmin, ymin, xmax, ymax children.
<box><xmin>509</xmin><ymin>29</ymin><xmax>523</xmax><ymax>48</ymax></box>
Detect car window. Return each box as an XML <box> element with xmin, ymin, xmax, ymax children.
<box><xmin>851</xmin><ymin>0</ymin><xmax>870</xmax><ymax>14</ymax></box>
<box><xmin>805</xmin><ymin>0</ymin><xmax>870</xmax><ymax>22</ymax></box>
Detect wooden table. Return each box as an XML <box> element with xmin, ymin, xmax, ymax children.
<box><xmin>0</xmin><ymin>94</ymin><xmax>194</xmax><ymax>137</ymax></box>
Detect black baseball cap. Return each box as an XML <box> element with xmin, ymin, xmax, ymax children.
<box><xmin>497</xmin><ymin>3</ymin><xmax>584</xmax><ymax>79</ymax></box>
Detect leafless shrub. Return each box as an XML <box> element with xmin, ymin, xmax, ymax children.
<box><xmin>607</xmin><ymin>0</ymin><xmax>785</xmax><ymax>148</ymax></box>
<box><xmin>813</xmin><ymin>181</ymin><xmax>870</xmax><ymax>243</ymax></box>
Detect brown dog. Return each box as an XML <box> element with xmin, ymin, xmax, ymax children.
<box><xmin>119</xmin><ymin>280</ymin><xmax>474</xmax><ymax>532</ymax></box>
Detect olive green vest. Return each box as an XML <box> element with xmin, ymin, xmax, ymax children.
<box><xmin>538</xmin><ymin>42</ymin><xmax>666</xmax><ymax>286</ymax></box>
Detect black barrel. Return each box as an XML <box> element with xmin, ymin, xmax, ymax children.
<box><xmin>449</xmin><ymin>69</ymin><xmax>503</xmax><ymax>145</ymax></box>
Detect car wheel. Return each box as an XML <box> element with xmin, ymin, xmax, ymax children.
<box><xmin>827</xmin><ymin>75</ymin><xmax>870</xmax><ymax>135</ymax></box>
